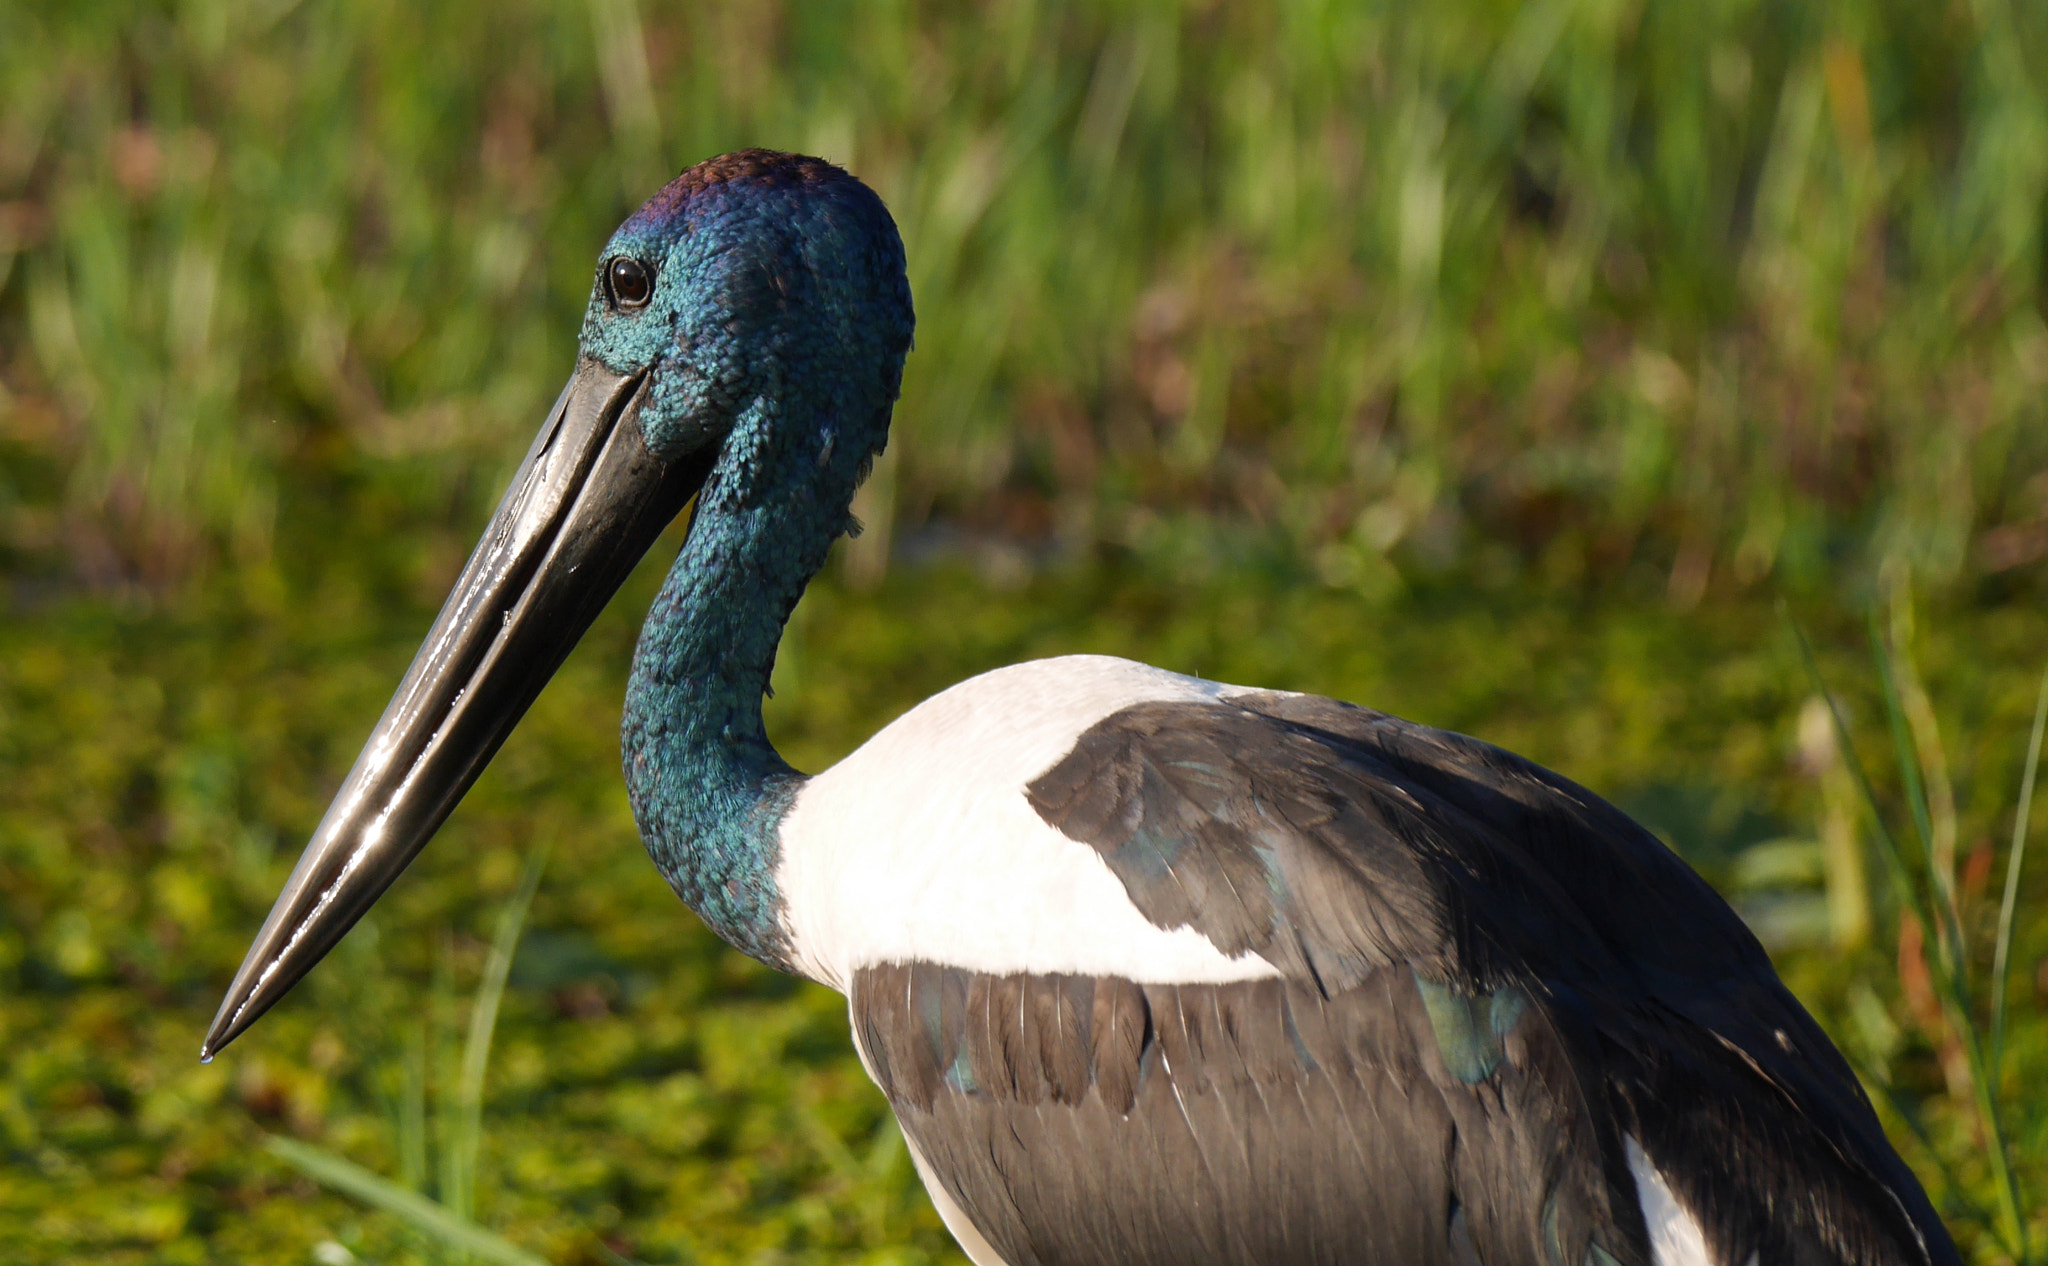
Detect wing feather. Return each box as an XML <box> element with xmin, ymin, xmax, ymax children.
<box><xmin>1009</xmin><ymin>692</ymin><xmax>1954</xmax><ymax>1266</ymax></box>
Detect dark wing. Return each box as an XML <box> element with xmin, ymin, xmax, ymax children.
<box><xmin>999</xmin><ymin>691</ymin><xmax>1957</xmax><ymax>1266</ymax></box>
<box><xmin>855</xmin><ymin>961</ymin><xmax>1633</xmax><ymax>1266</ymax></box>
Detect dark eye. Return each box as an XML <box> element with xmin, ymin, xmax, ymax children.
<box><xmin>607</xmin><ymin>256</ymin><xmax>652</xmax><ymax>308</ymax></box>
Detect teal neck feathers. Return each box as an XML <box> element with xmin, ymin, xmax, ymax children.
<box><xmin>621</xmin><ymin>392</ymin><xmax>873</xmax><ymax>970</ymax></box>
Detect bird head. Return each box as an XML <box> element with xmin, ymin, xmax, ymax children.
<box><xmin>584</xmin><ymin>150</ymin><xmax>911</xmax><ymax>475</ymax></box>
<box><xmin>203</xmin><ymin>152</ymin><xmax>911</xmax><ymax>1060</ymax></box>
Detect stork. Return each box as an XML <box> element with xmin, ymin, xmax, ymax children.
<box><xmin>206</xmin><ymin>151</ymin><xmax>1957</xmax><ymax>1266</ymax></box>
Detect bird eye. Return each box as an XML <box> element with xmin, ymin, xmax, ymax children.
<box><xmin>607</xmin><ymin>257</ymin><xmax>652</xmax><ymax>308</ymax></box>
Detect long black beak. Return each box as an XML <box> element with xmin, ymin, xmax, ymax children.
<box><xmin>203</xmin><ymin>357</ymin><xmax>710</xmax><ymax>1061</ymax></box>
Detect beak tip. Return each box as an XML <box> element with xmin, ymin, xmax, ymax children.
<box><xmin>199</xmin><ymin>1013</ymin><xmax>233</xmax><ymax>1064</ymax></box>
<box><xmin>201</xmin><ymin>975</ymin><xmax>265</xmax><ymax>1064</ymax></box>
<box><xmin>199</xmin><ymin>1014</ymin><xmax>234</xmax><ymax>1061</ymax></box>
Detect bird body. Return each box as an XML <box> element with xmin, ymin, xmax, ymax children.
<box><xmin>208</xmin><ymin>151</ymin><xmax>1960</xmax><ymax>1266</ymax></box>
<box><xmin>760</xmin><ymin>655</ymin><xmax>1938</xmax><ymax>1266</ymax></box>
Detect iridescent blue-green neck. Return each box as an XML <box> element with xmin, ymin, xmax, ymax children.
<box><xmin>621</xmin><ymin>392</ymin><xmax>859</xmax><ymax>971</ymax></box>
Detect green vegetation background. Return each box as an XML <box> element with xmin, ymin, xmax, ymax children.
<box><xmin>2</xmin><ymin>1</ymin><xmax>2046</xmax><ymax>1262</ymax></box>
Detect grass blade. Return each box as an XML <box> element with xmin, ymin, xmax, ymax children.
<box><xmin>1787</xmin><ymin>614</ymin><xmax>1925</xmax><ymax>930</ymax></box>
<box><xmin>1869</xmin><ymin>621</ymin><xmax>2028</xmax><ymax>1259</ymax></box>
<box><xmin>1992</xmin><ymin>665</ymin><xmax>2048</xmax><ymax>1078</ymax></box>
<box><xmin>265</xmin><ymin>1136</ymin><xmax>548</xmax><ymax>1266</ymax></box>
<box><xmin>1868</xmin><ymin>612</ymin><xmax>1946</xmax><ymax>940</ymax></box>
<box><xmin>1789</xmin><ymin>610</ymin><xmax>2030</xmax><ymax>1260</ymax></box>
<box><xmin>448</xmin><ymin>838</ymin><xmax>552</xmax><ymax>1228</ymax></box>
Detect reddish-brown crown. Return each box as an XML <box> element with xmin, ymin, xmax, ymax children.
<box><xmin>627</xmin><ymin>150</ymin><xmax>851</xmax><ymax>228</ymax></box>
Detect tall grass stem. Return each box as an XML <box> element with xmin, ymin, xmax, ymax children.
<box><xmin>447</xmin><ymin>839</ymin><xmax>552</xmax><ymax>1233</ymax></box>
<box><xmin>1790</xmin><ymin>611</ymin><xmax>2030</xmax><ymax>1261</ymax></box>
<box><xmin>1991</xmin><ymin>666</ymin><xmax>2048</xmax><ymax>1079</ymax></box>
<box><xmin>1868</xmin><ymin>615</ymin><xmax>1952</xmax><ymax>957</ymax></box>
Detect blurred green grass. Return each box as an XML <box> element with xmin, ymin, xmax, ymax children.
<box><xmin>5</xmin><ymin>0</ymin><xmax>2047</xmax><ymax>590</ymax></box>
<box><xmin>1</xmin><ymin>0</ymin><xmax>2046</xmax><ymax>1262</ymax></box>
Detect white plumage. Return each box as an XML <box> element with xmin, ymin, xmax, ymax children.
<box><xmin>775</xmin><ymin>655</ymin><xmax>1282</xmax><ymax>991</ymax></box>
<box><xmin>1628</xmin><ymin>1137</ymin><xmax>1719</xmax><ymax>1266</ymax></box>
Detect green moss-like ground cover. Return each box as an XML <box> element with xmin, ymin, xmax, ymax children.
<box><xmin>2</xmin><ymin>548</ymin><xmax>2044</xmax><ymax>1262</ymax></box>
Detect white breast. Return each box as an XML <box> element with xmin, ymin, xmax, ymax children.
<box><xmin>773</xmin><ymin>654</ymin><xmax>1283</xmax><ymax>992</ymax></box>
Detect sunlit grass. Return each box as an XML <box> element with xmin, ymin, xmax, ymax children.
<box><xmin>2</xmin><ymin>1</ymin><xmax>2046</xmax><ymax>592</ymax></box>
<box><xmin>1795</xmin><ymin>593</ymin><xmax>2047</xmax><ymax>1261</ymax></box>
